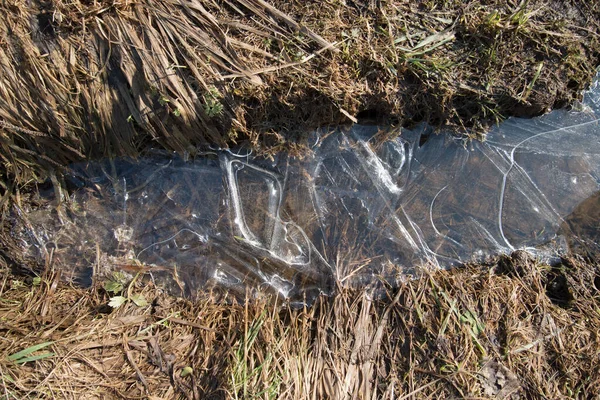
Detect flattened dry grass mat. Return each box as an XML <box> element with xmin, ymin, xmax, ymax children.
<box><xmin>1</xmin><ymin>0</ymin><xmax>599</xmax><ymax>186</ymax></box>
<box><xmin>0</xmin><ymin>253</ymin><xmax>599</xmax><ymax>399</ymax></box>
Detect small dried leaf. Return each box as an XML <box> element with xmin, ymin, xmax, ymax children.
<box><xmin>108</xmin><ymin>296</ymin><xmax>128</xmax><ymax>309</ymax></box>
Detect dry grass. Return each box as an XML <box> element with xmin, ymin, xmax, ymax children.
<box><xmin>1</xmin><ymin>2</ymin><xmax>599</xmax><ymax>397</ymax></box>
<box><xmin>1</xmin><ymin>0</ymin><xmax>599</xmax><ymax>187</ymax></box>
<box><xmin>0</xmin><ymin>251</ymin><xmax>598</xmax><ymax>399</ymax></box>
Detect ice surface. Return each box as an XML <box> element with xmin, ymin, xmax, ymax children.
<box><xmin>11</xmin><ymin>77</ymin><xmax>600</xmax><ymax>304</ymax></box>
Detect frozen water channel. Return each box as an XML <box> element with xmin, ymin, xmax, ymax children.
<box><xmin>13</xmin><ymin>77</ymin><xmax>600</xmax><ymax>305</ymax></box>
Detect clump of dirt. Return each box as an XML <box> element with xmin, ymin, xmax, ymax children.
<box><xmin>235</xmin><ymin>0</ymin><xmax>600</xmax><ymax>141</ymax></box>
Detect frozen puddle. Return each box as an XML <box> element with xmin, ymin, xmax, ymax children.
<box><xmin>12</xmin><ymin>78</ymin><xmax>600</xmax><ymax>305</ymax></box>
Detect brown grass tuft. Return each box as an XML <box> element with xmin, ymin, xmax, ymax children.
<box><xmin>1</xmin><ymin>251</ymin><xmax>598</xmax><ymax>399</ymax></box>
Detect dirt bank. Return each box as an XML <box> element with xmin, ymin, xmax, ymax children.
<box><xmin>1</xmin><ymin>0</ymin><xmax>599</xmax><ymax>185</ymax></box>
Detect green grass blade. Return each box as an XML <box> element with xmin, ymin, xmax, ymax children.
<box><xmin>13</xmin><ymin>352</ymin><xmax>55</xmax><ymax>364</ymax></box>
<box><xmin>8</xmin><ymin>342</ymin><xmax>54</xmax><ymax>361</ymax></box>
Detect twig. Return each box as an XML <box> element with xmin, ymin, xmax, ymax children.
<box><xmin>123</xmin><ymin>335</ymin><xmax>149</xmax><ymax>390</ymax></box>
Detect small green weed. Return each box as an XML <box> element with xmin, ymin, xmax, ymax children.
<box><xmin>103</xmin><ymin>271</ymin><xmax>127</xmax><ymax>295</ymax></box>
<box><xmin>230</xmin><ymin>310</ymin><xmax>281</xmax><ymax>400</ymax></box>
<box><xmin>202</xmin><ymin>86</ymin><xmax>224</xmax><ymax>118</ymax></box>
<box><xmin>104</xmin><ymin>271</ymin><xmax>148</xmax><ymax>309</ymax></box>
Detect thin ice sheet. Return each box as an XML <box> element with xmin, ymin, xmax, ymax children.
<box><xmin>12</xmin><ymin>78</ymin><xmax>600</xmax><ymax>305</ymax></box>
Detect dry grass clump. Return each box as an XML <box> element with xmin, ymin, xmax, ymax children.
<box><xmin>1</xmin><ymin>0</ymin><xmax>599</xmax><ymax>187</ymax></box>
<box><xmin>257</xmin><ymin>0</ymin><xmax>600</xmax><ymax>129</ymax></box>
<box><xmin>1</xmin><ymin>2</ymin><xmax>599</xmax><ymax>398</ymax></box>
<box><xmin>1</xmin><ymin>251</ymin><xmax>598</xmax><ymax>399</ymax></box>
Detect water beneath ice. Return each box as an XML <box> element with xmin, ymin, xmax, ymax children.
<box><xmin>12</xmin><ymin>76</ymin><xmax>600</xmax><ymax>305</ymax></box>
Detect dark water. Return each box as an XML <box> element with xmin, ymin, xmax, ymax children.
<box><xmin>11</xmin><ymin>77</ymin><xmax>600</xmax><ymax>305</ymax></box>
